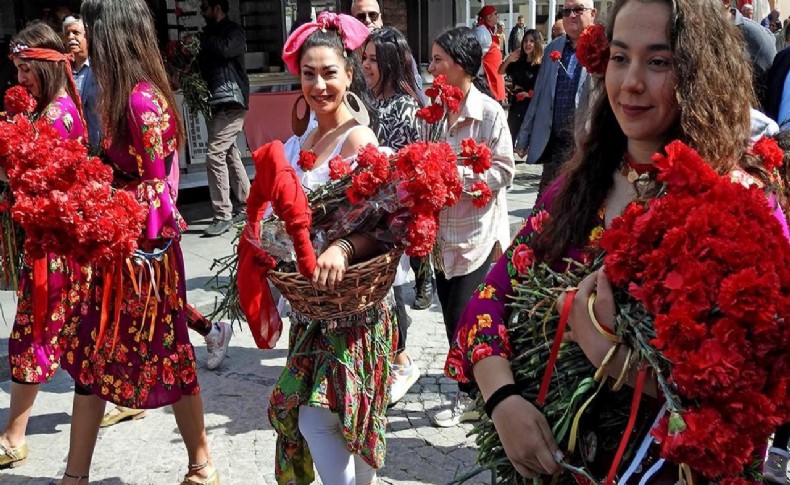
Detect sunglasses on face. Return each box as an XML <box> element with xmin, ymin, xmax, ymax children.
<box><xmin>562</xmin><ymin>6</ymin><xmax>591</xmax><ymax>17</ymax></box>
<box><xmin>355</xmin><ymin>11</ymin><xmax>380</xmax><ymax>22</ymax></box>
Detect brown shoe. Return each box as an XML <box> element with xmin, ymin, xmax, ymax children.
<box><xmin>100</xmin><ymin>406</ymin><xmax>147</xmax><ymax>428</ymax></box>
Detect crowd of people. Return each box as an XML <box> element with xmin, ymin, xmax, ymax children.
<box><xmin>1</xmin><ymin>0</ymin><xmax>790</xmax><ymax>484</ymax></box>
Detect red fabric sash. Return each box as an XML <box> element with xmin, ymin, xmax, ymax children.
<box><xmin>31</xmin><ymin>256</ymin><xmax>48</xmax><ymax>341</ymax></box>
<box><xmin>237</xmin><ymin>141</ymin><xmax>316</xmax><ymax>349</ymax></box>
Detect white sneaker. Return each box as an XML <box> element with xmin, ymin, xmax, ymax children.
<box><xmin>205</xmin><ymin>322</ymin><xmax>232</xmax><ymax>370</ymax></box>
<box><xmin>764</xmin><ymin>447</ymin><xmax>790</xmax><ymax>484</ymax></box>
<box><xmin>390</xmin><ymin>356</ymin><xmax>421</xmax><ymax>404</ymax></box>
<box><xmin>431</xmin><ymin>392</ymin><xmax>480</xmax><ymax>428</ymax></box>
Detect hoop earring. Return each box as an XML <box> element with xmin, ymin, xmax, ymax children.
<box><xmin>344</xmin><ymin>91</ymin><xmax>370</xmax><ymax>127</ymax></box>
<box><xmin>291</xmin><ymin>95</ymin><xmax>311</xmax><ymax>136</ymax></box>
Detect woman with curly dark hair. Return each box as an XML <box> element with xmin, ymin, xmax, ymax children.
<box><xmin>444</xmin><ymin>0</ymin><xmax>785</xmax><ymax>481</ymax></box>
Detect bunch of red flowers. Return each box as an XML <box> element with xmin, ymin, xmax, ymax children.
<box><xmin>0</xmin><ymin>88</ymin><xmax>146</xmax><ymax>264</ymax></box>
<box><xmin>416</xmin><ymin>74</ymin><xmax>464</xmax><ymax>125</ymax></box>
<box><xmin>600</xmin><ymin>140</ymin><xmax>790</xmax><ymax>482</ymax></box>
<box><xmin>330</xmin><ymin>138</ymin><xmax>493</xmax><ymax>256</ymax></box>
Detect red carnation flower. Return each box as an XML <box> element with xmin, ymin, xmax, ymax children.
<box><xmin>416</xmin><ymin>104</ymin><xmax>444</xmax><ymax>124</ymax></box>
<box><xmin>469</xmin><ymin>181</ymin><xmax>493</xmax><ymax>208</ymax></box>
<box><xmin>328</xmin><ymin>155</ymin><xmax>352</xmax><ymax>180</ymax></box>
<box><xmin>751</xmin><ymin>136</ymin><xmax>784</xmax><ymax>172</ymax></box>
<box><xmin>550</xmin><ymin>50</ymin><xmax>562</xmax><ymax>62</ymax></box>
<box><xmin>4</xmin><ymin>86</ymin><xmax>37</xmax><ymax>115</ymax></box>
<box><xmin>576</xmin><ymin>23</ymin><xmax>609</xmax><ymax>75</ymax></box>
<box><xmin>460</xmin><ymin>138</ymin><xmax>493</xmax><ymax>174</ymax></box>
<box><xmin>297</xmin><ymin>150</ymin><xmax>317</xmax><ymax>171</ymax></box>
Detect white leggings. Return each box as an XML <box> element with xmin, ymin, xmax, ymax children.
<box><xmin>298</xmin><ymin>405</ymin><xmax>377</xmax><ymax>485</ymax></box>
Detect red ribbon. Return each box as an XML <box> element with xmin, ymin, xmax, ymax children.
<box><xmin>537</xmin><ymin>289</ymin><xmax>577</xmax><ymax>406</ymax></box>
<box><xmin>604</xmin><ymin>366</ymin><xmax>649</xmax><ymax>485</ymax></box>
<box><xmin>31</xmin><ymin>256</ymin><xmax>48</xmax><ymax>341</ymax></box>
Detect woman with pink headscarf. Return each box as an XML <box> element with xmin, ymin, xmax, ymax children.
<box><xmin>271</xmin><ymin>12</ymin><xmax>394</xmax><ymax>485</ymax></box>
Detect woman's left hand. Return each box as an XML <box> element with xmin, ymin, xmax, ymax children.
<box><xmin>311</xmin><ymin>244</ymin><xmax>349</xmax><ymax>292</ymax></box>
<box><xmin>557</xmin><ymin>269</ymin><xmax>617</xmax><ymax>366</ymax></box>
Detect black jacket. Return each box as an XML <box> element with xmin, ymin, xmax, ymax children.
<box><xmin>199</xmin><ymin>18</ymin><xmax>249</xmax><ymax>110</ymax></box>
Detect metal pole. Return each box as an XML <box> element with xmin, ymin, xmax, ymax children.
<box><xmin>509</xmin><ymin>0</ymin><xmax>514</xmax><ymax>33</ymax></box>
<box><xmin>528</xmin><ymin>0</ymin><xmax>537</xmax><ymax>29</ymax></box>
<box><xmin>548</xmin><ymin>0</ymin><xmax>557</xmax><ymax>41</ymax></box>
<box><xmin>466</xmin><ymin>0</ymin><xmax>471</xmax><ymax>27</ymax></box>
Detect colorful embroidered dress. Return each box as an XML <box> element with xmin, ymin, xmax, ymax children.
<box><xmin>268</xmin><ymin>129</ymin><xmax>396</xmax><ymax>485</ymax></box>
<box><xmin>61</xmin><ymin>82</ymin><xmax>198</xmax><ymax>408</ymax></box>
<box><xmin>8</xmin><ymin>93</ymin><xmax>88</xmax><ymax>384</ymax></box>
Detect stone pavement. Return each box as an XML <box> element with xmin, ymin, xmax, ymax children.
<box><xmin>0</xmin><ymin>164</ymin><xmax>542</xmax><ymax>485</ymax></box>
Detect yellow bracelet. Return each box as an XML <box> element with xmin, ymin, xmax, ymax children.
<box><xmin>587</xmin><ymin>293</ymin><xmax>623</xmax><ymax>343</ymax></box>
<box><xmin>594</xmin><ymin>343</ymin><xmax>620</xmax><ymax>382</ymax></box>
<box><xmin>611</xmin><ymin>346</ymin><xmax>634</xmax><ymax>391</ymax></box>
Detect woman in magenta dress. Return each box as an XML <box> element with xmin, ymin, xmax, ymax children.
<box><xmin>0</xmin><ymin>22</ymin><xmax>88</xmax><ymax>470</ymax></box>
<box><xmin>57</xmin><ymin>1</ymin><xmax>218</xmax><ymax>484</ymax></box>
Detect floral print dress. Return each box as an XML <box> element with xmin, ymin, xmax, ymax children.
<box><xmin>268</xmin><ymin>130</ymin><xmax>396</xmax><ymax>485</ymax></box>
<box><xmin>8</xmin><ymin>94</ymin><xmax>89</xmax><ymax>384</ymax></box>
<box><xmin>61</xmin><ymin>82</ymin><xmax>198</xmax><ymax>408</ymax></box>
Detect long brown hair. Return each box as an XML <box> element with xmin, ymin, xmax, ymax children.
<box><xmin>522</xmin><ymin>29</ymin><xmax>544</xmax><ymax>66</ymax></box>
<box><xmin>533</xmin><ymin>0</ymin><xmax>762</xmax><ymax>263</ymax></box>
<box><xmin>80</xmin><ymin>0</ymin><xmax>185</xmax><ymax>149</ymax></box>
<box><xmin>11</xmin><ymin>22</ymin><xmax>79</xmax><ymax>117</ymax></box>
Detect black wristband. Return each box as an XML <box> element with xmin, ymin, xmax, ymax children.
<box><xmin>484</xmin><ymin>383</ymin><xmax>521</xmax><ymax>419</ymax></box>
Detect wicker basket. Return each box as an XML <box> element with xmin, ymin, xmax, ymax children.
<box><xmin>268</xmin><ymin>249</ymin><xmax>403</xmax><ymax>320</ymax></box>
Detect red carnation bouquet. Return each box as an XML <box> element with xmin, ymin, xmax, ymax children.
<box><xmin>0</xmin><ymin>86</ymin><xmax>146</xmax><ymax>266</ymax></box>
<box><xmin>600</xmin><ymin>140</ymin><xmax>790</xmax><ymax>483</ymax></box>
<box><xmin>463</xmin><ymin>140</ymin><xmax>790</xmax><ymax>485</ymax></box>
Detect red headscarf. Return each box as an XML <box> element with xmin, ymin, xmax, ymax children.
<box><xmin>477</xmin><ymin>6</ymin><xmax>497</xmax><ymax>25</ymax></box>
<box><xmin>9</xmin><ymin>44</ymin><xmax>85</xmax><ymax>130</ymax></box>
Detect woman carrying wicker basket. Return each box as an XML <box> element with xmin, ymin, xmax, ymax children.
<box><xmin>268</xmin><ymin>12</ymin><xmax>396</xmax><ymax>485</ymax></box>
<box><xmin>444</xmin><ymin>0</ymin><xmax>790</xmax><ymax>484</ymax></box>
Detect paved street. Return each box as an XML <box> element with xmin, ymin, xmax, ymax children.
<box><xmin>0</xmin><ymin>164</ymin><xmax>541</xmax><ymax>485</ymax></box>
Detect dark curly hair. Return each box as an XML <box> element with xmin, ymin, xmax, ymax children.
<box><xmin>533</xmin><ymin>0</ymin><xmax>764</xmax><ymax>263</ymax></box>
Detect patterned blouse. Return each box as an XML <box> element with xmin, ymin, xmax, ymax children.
<box><xmin>376</xmin><ymin>93</ymin><xmax>420</xmax><ymax>151</ymax></box>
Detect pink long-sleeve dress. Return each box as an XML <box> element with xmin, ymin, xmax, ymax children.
<box><xmin>8</xmin><ymin>94</ymin><xmax>88</xmax><ymax>384</ymax></box>
<box><xmin>61</xmin><ymin>82</ymin><xmax>199</xmax><ymax>408</ymax></box>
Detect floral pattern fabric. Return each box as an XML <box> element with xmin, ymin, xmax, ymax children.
<box><xmin>8</xmin><ymin>94</ymin><xmax>87</xmax><ymax>384</ymax></box>
<box><xmin>269</xmin><ymin>302</ymin><xmax>395</xmax><ymax>485</ymax></box>
<box><xmin>444</xmin><ymin>180</ymin><xmax>602</xmax><ymax>383</ymax></box>
<box><xmin>61</xmin><ymin>82</ymin><xmax>198</xmax><ymax>408</ymax></box>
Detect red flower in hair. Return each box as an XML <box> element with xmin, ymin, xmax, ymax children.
<box><xmin>576</xmin><ymin>23</ymin><xmax>610</xmax><ymax>75</ymax></box>
<box><xmin>751</xmin><ymin>136</ymin><xmax>784</xmax><ymax>172</ymax></box>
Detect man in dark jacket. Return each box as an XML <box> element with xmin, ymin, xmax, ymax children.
<box><xmin>199</xmin><ymin>0</ymin><xmax>251</xmax><ymax>236</ymax></box>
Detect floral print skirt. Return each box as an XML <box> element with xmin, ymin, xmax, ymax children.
<box><xmin>61</xmin><ymin>240</ymin><xmax>200</xmax><ymax>408</ymax></box>
<box><xmin>8</xmin><ymin>254</ymin><xmax>86</xmax><ymax>383</ymax></box>
<box><xmin>268</xmin><ymin>294</ymin><xmax>396</xmax><ymax>485</ymax></box>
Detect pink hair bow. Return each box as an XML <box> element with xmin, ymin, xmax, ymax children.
<box><xmin>282</xmin><ymin>11</ymin><xmax>370</xmax><ymax>75</ymax></box>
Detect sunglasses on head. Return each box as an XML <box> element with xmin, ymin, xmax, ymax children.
<box><xmin>562</xmin><ymin>6</ymin><xmax>591</xmax><ymax>16</ymax></box>
<box><xmin>355</xmin><ymin>11</ymin><xmax>380</xmax><ymax>22</ymax></box>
